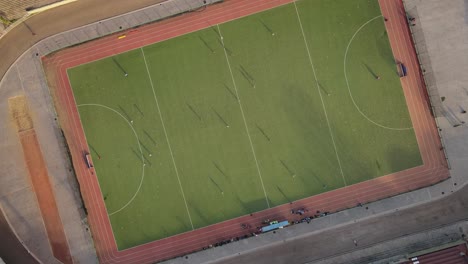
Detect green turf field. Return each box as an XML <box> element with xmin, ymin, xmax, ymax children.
<box><xmin>67</xmin><ymin>0</ymin><xmax>422</xmax><ymax>250</ymax></box>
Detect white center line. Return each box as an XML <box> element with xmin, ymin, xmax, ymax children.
<box><xmin>140</xmin><ymin>47</ymin><xmax>195</xmax><ymax>230</ymax></box>
<box><xmin>217</xmin><ymin>24</ymin><xmax>270</xmax><ymax>208</ymax></box>
<box><xmin>293</xmin><ymin>1</ymin><xmax>348</xmax><ymax>186</ymax></box>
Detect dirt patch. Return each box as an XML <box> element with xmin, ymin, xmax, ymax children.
<box><xmin>8</xmin><ymin>96</ymin><xmax>33</xmax><ymax>131</ymax></box>
<box><xmin>9</xmin><ymin>95</ymin><xmax>73</xmax><ymax>264</ymax></box>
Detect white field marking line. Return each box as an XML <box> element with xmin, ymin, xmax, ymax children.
<box><xmin>53</xmin><ymin>1</ymin><xmax>288</xmax><ymax>258</ymax></box>
<box><xmin>385</xmin><ymin>3</ymin><xmax>445</xmax><ymax>180</ymax></box>
<box><xmin>55</xmin><ymin>0</ymin><xmax>289</xmax><ymax>70</ymax></box>
<box><xmin>217</xmin><ymin>24</ymin><xmax>270</xmax><ymax>209</ymax></box>
<box><xmin>55</xmin><ymin>7</ymin><xmax>436</xmax><ymax>260</ymax></box>
<box><xmin>108</xmin><ymin>166</ymin><xmax>438</xmax><ymax>256</ymax></box>
<box><xmin>381</xmin><ymin>2</ymin><xmax>434</xmax><ymax>170</ymax></box>
<box><xmin>77</xmin><ymin>103</ymin><xmax>146</xmax><ymax>216</ymax></box>
<box><xmin>293</xmin><ymin>1</ymin><xmax>347</xmax><ymax>187</ymax></box>
<box><xmin>344</xmin><ymin>15</ymin><xmax>413</xmax><ymax>131</ymax></box>
<box><xmin>344</xmin><ymin>10</ymin><xmax>433</xmax><ymax>196</ymax></box>
<box><xmin>18</xmin><ymin>64</ymin><xmax>80</xmax><ymax>255</ymax></box>
<box><xmin>55</xmin><ymin>5</ymin><xmax>436</xmax><ymax>262</ymax></box>
<box><xmin>63</xmin><ymin>71</ymin><xmax>119</xmax><ymax>258</ymax></box>
<box><xmin>140</xmin><ymin>47</ymin><xmax>195</xmax><ymax>230</ymax></box>
<box><xmin>382</xmin><ymin>4</ymin><xmax>430</xmax><ymax>164</ymax></box>
<box><xmin>96</xmin><ymin>16</ymin><xmax>450</xmax><ymax>258</ymax></box>
<box><xmin>108</xmin><ymin>165</ymin><xmax>440</xmax><ymax>262</ymax></box>
<box><xmin>371</xmin><ymin>4</ymin><xmax>428</xmax><ymax>168</ymax></box>
<box><xmin>388</xmin><ymin>2</ymin><xmax>440</xmax><ymax>165</ymax></box>
<box><xmin>393</xmin><ymin>4</ymin><xmax>453</xmax><ymax>185</ymax></box>
<box><xmin>15</xmin><ymin>65</ymin><xmax>26</xmax><ymax>94</ymax></box>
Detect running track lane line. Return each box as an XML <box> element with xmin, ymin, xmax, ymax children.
<box><xmin>52</xmin><ymin>65</ymin><xmax>118</xmax><ymax>261</ymax></box>
<box><xmin>48</xmin><ymin>2</ymin><xmax>308</xmax><ymax>262</ymax></box>
<box><xmin>377</xmin><ymin>1</ymin><xmax>436</xmax><ymax>175</ymax></box>
<box><xmin>343</xmin><ymin>14</ymin><xmax>413</xmax><ymax>131</ymax></box>
<box><xmin>384</xmin><ymin>0</ymin><xmax>439</xmax><ymax>167</ymax></box>
<box><xmin>56</xmin><ymin>1</ymin><xmax>444</xmax><ymax>262</ymax></box>
<box><xmin>44</xmin><ymin>0</ymin><xmax>450</xmax><ymax>262</ymax></box>
<box><xmin>53</xmin><ymin>0</ymin><xmax>436</xmax><ymax>186</ymax></box>
<box><xmin>45</xmin><ymin>0</ymin><xmax>286</xmax><ymax>66</ymax></box>
<box><xmin>57</xmin><ymin>10</ymin><xmax>438</xmax><ymax>264</ymax></box>
<box><xmin>77</xmin><ymin>103</ymin><xmax>146</xmax><ymax>217</ymax></box>
<box><xmin>381</xmin><ymin>0</ymin><xmax>448</xmax><ymax>177</ymax></box>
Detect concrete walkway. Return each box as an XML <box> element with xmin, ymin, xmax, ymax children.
<box><xmin>0</xmin><ymin>0</ymin><xmax>167</xmax><ymax>79</ymax></box>
<box><xmin>0</xmin><ymin>0</ymin><xmax>219</xmax><ymax>263</ymax></box>
<box><xmin>0</xmin><ymin>0</ymin><xmax>466</xmax><ymax>263</ymax></box>
<box><xmin>166</xmin><ymin>184</ymin><xmax>468</xmax><ymax>264</ymax></box>
<box><xmin>163</xmin><ymin>0</ymin><xmax>468</xmax><ymax>263</ymax></box>
<box><xmin>404</xmin><ymin>0</ymin><xmax>468</xmax><ymax>188</ymax></box>
<box><xmin>166</xmin><ymin>0</ymin><xmax>468</xmax><ymax>263</ymax></box>
<box><xmin>0</xmin><ymin>204</ymin><xmax>40</xmax><ymax>264</ymax></box>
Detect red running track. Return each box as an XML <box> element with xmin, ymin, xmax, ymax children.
<box><xmin>42</xmin><ymin>0</ymin><xmax>449</xmax><ymax>263</ymax></box>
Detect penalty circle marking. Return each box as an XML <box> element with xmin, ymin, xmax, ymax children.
<box><xmin>78</xmin><ymin>103</ymin><xmax>146</xmax><ymax>216</ymax></box>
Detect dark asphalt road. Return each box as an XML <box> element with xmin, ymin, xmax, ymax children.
<box><xmin>0</xmin><ymin>1</ymin><xmax>467</xmax><ymax>264</ymax></box>
<box><xmin>0</xmin><ymin>0</ymin><xmax>165</xmax><ymax>262</ymax></box>
<box><xmin>0</xmin><ymin>0</ymin><xmax>165</xmax><ymax>79</ymax></box>
<box><xmin>0</xmin><ymin>208</ymin><xmax>38</xmax><ymax>264</ymax></box>
<box><xmin>215</xmin><ymin>184</ymin><xmax>468</xmax><ymax>264</ymax></box>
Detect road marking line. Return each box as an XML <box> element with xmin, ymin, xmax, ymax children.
<box><xmin>140</xmin><ymin>47</ymin><xmax>195</xmax><ymax>230</ymax></box>
<box><xmin>217</xmin><ymin>24</ymin><xmax>270</xmax><ymax>208</ymax></box>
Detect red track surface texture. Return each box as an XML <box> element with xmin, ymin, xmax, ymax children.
<box><xmin>42</xmin><ymin>0</ymin><xmax>449</xmax><ymax>263</ymax></box>
<box><xmin>402</xmin><ymin>244</ymin><xmax>468</xmax><ymax>264</ymax></box>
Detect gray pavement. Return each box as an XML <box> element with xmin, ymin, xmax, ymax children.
<box><xmin>0</xmin><ymin>0</ymin><xmax>220</xmax><ymax>263</ymax></box>
<box><xmin>163</xmin><ymin>0</ymin><xmax>468</xmax><ymax>263</ymax></box>
<box><xmin>312</xmin><ymin>222</ymin><xmax>468</xmax><ymax>264</ymax></box>
<box><xmin>163</xmin><ymin>183</ymin><xmax>468</xmax><ymax>264</ymax></box>
<box><xmin>214</xmin><ymin>185</ymin><xmax>468</xmax><ymax>264</ymax></box>
<box><xmin>0</xmin><ymin>0</ymin><xmax>467</xmax><ymax>263</ymax></box>
<box><xmin>0</xmin><ymin>204</ymin><xmax>40</xmax><ymax>264</ymax></box>
<box><xmin>404</xmin><ymin>0</ymin><xmax>468</xmax><ymax>187</ymax></box>
<box><xmin>0</xmin><ymin>0</ymin><xmax>169</xmax><ymax>79</ymax></box>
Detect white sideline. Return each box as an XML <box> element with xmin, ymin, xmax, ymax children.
<box><xmin>77</xmin><ymin>103</ymin><xmax>146</xmax><ymax>216</ymax></box>
<box><xmin>343</xmin><ymin>15</ymin><xmax>413</xmax><ymax>131</ymax></box>
<box><xmin>217</xmin><ymin>24</ymin><xmax>271</xmax><ymax>209</ymax></box>
<box><xmin>293</xmin><ymin>1</ymin><xmax>348</xmax><ymax>187</ymax></box>
<box><xmin>140</xmin><ymin>47</ymin><xmax>195</xmax><ymax>230</ymax></box>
